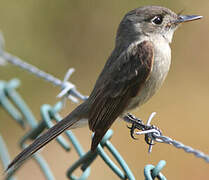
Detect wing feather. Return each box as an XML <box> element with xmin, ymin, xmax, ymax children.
<box><xmin>88</xmin><ymin>41</ymin><xmax>154</xmax><ymax>151</ymax></box>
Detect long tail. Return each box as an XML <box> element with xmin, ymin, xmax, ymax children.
<box><xmin>6</xmin><ymin>103</ymin><xmax>88</xmax><ymax>171</ymax></box>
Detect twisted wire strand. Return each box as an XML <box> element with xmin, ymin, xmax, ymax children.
<box><xmin>0</xmin><ymin>51</ymin><xmax>87</xmax><ymax>102</ymax></box>
<box><xmin>1</xmin><ymin>34</ymin><xmax>208</xmax><ymax>165</ymax></box>
<box><xmin>128</xmin><ymin>112</ymin><xmax>209</xmax><ymax>163</ymax></box>
<box><xmin>153</xmin><ymin>133</ymin><xmax>209</xmax><ymax>163</ymax></box>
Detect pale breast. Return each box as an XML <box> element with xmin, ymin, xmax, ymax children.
<box><xmin>126</xmin><ymin>39</ymin><xmax>171</xmax><ymax>110</ymax></box>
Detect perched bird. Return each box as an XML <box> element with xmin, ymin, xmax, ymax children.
<box><xmin>6</xmin><ymin>6</ymin><xmax>202</xmax><ymax>171</ymax></box>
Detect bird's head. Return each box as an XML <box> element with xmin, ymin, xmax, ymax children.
<box><xmin>116</xmin><ymin>6</ymin><xmax>202</xmax><ymax>47</ymax></box>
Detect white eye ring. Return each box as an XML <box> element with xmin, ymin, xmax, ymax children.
<box><xmin>151</xmin><ymin>15</ymin><xmax>163</xmax><ymax>25</ymax></box>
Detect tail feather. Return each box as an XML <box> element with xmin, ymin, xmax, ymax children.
<box><xmin>6</xmin><ymin>104</ymin><xmax>87</xmax><ymax>171</ymax></box>
<box><xmin>91</xmin><ymin>130</ymin><xmax>108</xmax><ymax>152</ymax></box>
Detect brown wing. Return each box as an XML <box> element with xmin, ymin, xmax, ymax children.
<box><xmin>88</xmin><ymin>41</ymin><xmax>154</xmax><ymax>151</ymax></box>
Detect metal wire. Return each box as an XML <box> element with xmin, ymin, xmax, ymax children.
<box><xmin>0</xmin><ymin>79</ymin><xmax>136</xmax><ymax>179</ymax></box>
<box><xmin>66</xmin><ymin>129</ymin><xmax>135</xmax><ymax>180</ymax></box>
<box><xmin>40</xmin><ymin>102</ymin><xmax>91</xmax><ymax>180</ymax></box>
<box><xmin>0</xmin><ymin>44</ymin><xmax>87</xmax><ymax>103</ymax></box>
<box><xmin>1</xmin><ymin>33</ymin><xmax>209</xmax><ymax>179</ymax></box>
<box><xmin>125</xmin><ymin>112</ymin><xmax>209</xmax><ymax>163</ymax></box>
<box><xmin>0</xmin><ymin>80</ymin><xmax>25</xmax><ymax>127</ymax></box>
<box><xmin>0</xmin><ymin>135</ymin><xmax>17</xmax><ymax>180</ymax></box>
<box><xmin>40</xmin><ymin>102</ymin><xmax>135</xmax><ymax>180</ymax></box>
<box><xmin>0</xmin><ymin>35</ymin><xmax>137</xmax><ymax>179</ymax></box>
<box><xmin>153</xmin><ymin>134</ymin><xmax>209</xmax><ymax>163</ymax></box>
<box><xmin>0</xmin><ymin>79</ymin><xmax>55</xmax><ymax>180</ymax></box>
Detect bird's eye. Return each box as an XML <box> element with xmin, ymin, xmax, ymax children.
<box><xmin>151</xmin><ymin>15</ymin><xmax>163</xmax><ymax>25</ymax></box>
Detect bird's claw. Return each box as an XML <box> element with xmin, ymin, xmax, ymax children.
<box><xmin>127</xmin><ymin>123</ymin><xmax>138</xmax><ymax>140</ymax></box>
<box><xmin>125</xmin><ymin>113</ymin><xmax>144</xmax><ymax>140</ymax></box>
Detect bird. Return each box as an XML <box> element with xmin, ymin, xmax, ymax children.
<box><xmin>6</xmin><ymin>5</ymin><xmax>202</xmax><ymax>171</ymax></box>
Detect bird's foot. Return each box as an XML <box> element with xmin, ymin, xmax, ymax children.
<box><xmin>123</xmin><ymin>112</ymin><xmax>162</xmax><ymax>151</ymax></box>
<box><xmin>124</xmin><ymin>113</ymin><xmax>146</xmax><ymax>140</ymax></box>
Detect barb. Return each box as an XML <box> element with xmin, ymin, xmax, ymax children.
<box><xmin>0</xmin><ymin>35</ymin><xmax>87</xmax><ymax>102</ymax></box>
<box><xmin>57</xmin><ymin>68</ymin><xmax>79</xmax><ymax>103</ymax></box>
<box><xmin>124</xmin><ymin>112</ymin><xmax>209</xmax><ymax>163</ymax></box>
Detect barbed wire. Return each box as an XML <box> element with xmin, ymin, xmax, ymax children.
<box><xmin>0</xmin><ymin>79</ymin><xmax>135</xmax><ymax>180</ymax></box>
<box><xmin>124</xmin><ymin>113</ymin><xmax>209</xmax><ymax>163</ymax></box>
<box><xmin>0</xmin><ymin>34</ymin><xmax>87</xmax><ymax>103</ymax></box>
<box><xmin>1</xmin><ymin>34</ymin><xmax>209</xmax><ymax>180</ymax></box>
<box><xmin>1</xmin><ymin>34</ymin><xmax>209</xmax><ymax>163</ymax></box>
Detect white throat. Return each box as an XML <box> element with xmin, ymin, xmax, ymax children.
<box><xmin>162</xmin><ymin>29</ymin><xmax>175</xmax><ymax>43</ymax></box>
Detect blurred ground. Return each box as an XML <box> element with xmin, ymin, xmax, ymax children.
<box><xmin>0</xmin><ymin>0</ymin><xmax>209</xmax><ymax>179</ymax></box>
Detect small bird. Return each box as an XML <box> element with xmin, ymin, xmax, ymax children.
<box><xmin>6</xmin><ymin>6</ymin><xmax>202</xmax><ymax>171</ymax></box>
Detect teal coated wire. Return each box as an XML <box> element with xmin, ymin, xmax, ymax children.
<box><xmin>66</xmin><ymin>151</ymin><xmax>92</xmax><ymax>180</ymax></box>
<box><xmin>151</xmin><ymin>160</ymin><xmax>166</xmax><ymax>178</ymax></box>
<box><xmin>0</xmin><ymin>79</ymin><xmax>55</xmax><ymax>180</ymax></box>
<box><xmin>22</xmin><ymin>144</ymin><xmax>55</xmax><ymax>180</ymax></box>
<box><xmin>105</xmin><ymin>141</ymin><xmax>135</xmax><ymax>180</ymax></box>
<box><xmin>0</xmin><ymin>135</ymin><xmax>17</xmax><ymax>180</ymax></box>
<box><xmin>0</xmin><ymin>81</ymin><xmax>24</xmax><ymax>127</ymax></box>
<box><xmin>0</xmin><ymin>30</ymin><xmax>167</xmax><ymax>179</ymax></box>
<box><xmin>97</xmin><ymin>132</ymin><xmax>135</xmax><ymax>180</ymax></box>
<box><xmin>54</xmin><ymin>113</ymin><xmax>85</xmax><ymax>157</ymax></box>
<box><xmin>41</xmin><ymin>104</ymin><xmax>71</xmax><ymax>151</ymax></box>
<box><xmin>1</xmin><ymin>78</ymin><xmax>163</xmax><ymax>180</ymax></box>
<box><xmin>97</xmin><ymin>144</ymin><xmax>128</xmax><ymax>179</ymax></box>
<box><xmin>0</xmin><ymin>34</ymin><xmax>163</xmax><ymax>179</ymax></box>
<box><xmin>40</xmin><ymin>101</ymin><xmax>134</xmax><ymax>179</ymax></box>
<box><xmin>67</xmin><ymin>129</ymin><xmax>135</xmax><ymax>180</ymax></box>
<box><xmin>40</xmin><ymin>102</ymin><xmax>91</xmax><ymax>180</ymax></box>
<box><xmin>5</xmin><ymin>143</ymin><xmax>55</xmax><ymax>180</ymax></box>
<box><xmin>144</xmin><ymin>160</ymin><xmax>167</xmax><ymax>180</ymax></box>
<box><xmin>5</xmin><ymin>79</ymin><xmax>37</xmax><ymax>128</ymax></box>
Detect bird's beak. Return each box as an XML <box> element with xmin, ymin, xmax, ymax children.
<box><xmin>175</xmin><ymin>15</ymin><xmax>203</xmax><ymax>23</ymax></box>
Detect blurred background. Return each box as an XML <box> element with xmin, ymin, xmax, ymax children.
<box><xmin>0</xmin><ymin>0</ymin><xmax>208</xmax><ymax>179</ymax></box>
